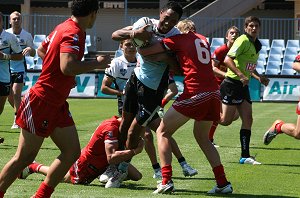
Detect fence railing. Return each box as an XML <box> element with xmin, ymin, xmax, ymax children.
<box><xmin>2</xmin><ymin>14</ymin><xmax>300</xmax><ymax>50</ymax></box>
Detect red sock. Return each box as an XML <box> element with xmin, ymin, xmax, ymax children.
<box><xmin>161</xmin><ymin>98</ymin><xmax>168</xmax><ymax>108</ymax></box>
<box><xmin>212</xmin><ymin>164</ymin><xmax>228</xmax><ymax>187</ymax></box>
<box><xmin>275</xmin><ymin>121</ymin><xmax>284</xmax><ymax>134</ymax></box>
<box><xmin>209</xmin><ymin>121</ymin><xmax>218</xmax><ymax>141</ymax></box>
<box><xmin>33</xmin><ymin>182</ymin><xmax>54</xmax><ymax>198</ymax></box>
<box><xmin>29</xmin><ymin>162</ymin><xmax>43</xmax><ymax>173</ymax></box>
<box><xmin>161</xmin><ymin>165</ymin><xmax>172</xmax><ymax>185</ymax></box>
<box><xmin>0</xmin><ymin>190</ymin><xmax>5</xmax><ymax>198</ymax></box>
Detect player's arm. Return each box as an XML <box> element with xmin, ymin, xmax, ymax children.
<box><xmin>251</xmin><ymin>69</ymin><xmax>269</xmax><ymax>86</ymax></box>
<box><xmin>224</xmin><ymin>55</ymin><xmax>248</xmax><ymax>86</ymax></box>
<box><xmin>60</xmin><ymin>53</ymin><xmax>111</xmax><ymax>76</ymax></box>
<box><xmin>22</xmin><ymin>46</ymin><xmax>36</xmax><ymax>57</ymax></box>
<box><xmin>101</xmin><ymin>75</ymin><xmax>123</xmax><ymax>96</ymax></box>
<box><xmin>112</xmin><ymin>25</ymin><xmax>152</xmax><ymax>42</ymax></box>
<box><xmin>105</xmin><ymin>138</ymin><xmax>144</xmax><ymax>164</ymax></box>
<box><xmin>0</xmin><ymin>51</ymin><xmax>23</xmax><ymax>61</ymax></box>
<box><xmin>37</xmin><ymin>44</ymin><xmax>46</xmax><ymax>60</ymax></box>
<box><xmin>212</xmin><ymin>59</ymin><xmax>226</xmax><ymax>78</ymax></box>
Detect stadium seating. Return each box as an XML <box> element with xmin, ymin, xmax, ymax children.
<box><xmin>265</xmin><ymin>61</ymin><xmax>281</xmax><ymax>75</ymax></box>
<box><xmin>269</xmin><ymin>47</ymin><xmax>283</xmax><ymax>58</ymax></box>
<box><xmin>25</xmin><ymin>56</ymin><xmax>35</xmax><ymax>70</ymax></box>
<box><xmin>85</xmin><ymin>35</ymin><xmax>91</xmax><ymax>47</ymax></box>
<box><xmin>258</xmin><ymin>53</ymin><xmax>267</xmax><ymax>65</ymax></box>
<box><xmin>283</xmin><ymin>54</ymin><xmax>295</xmax><ymax>63</ymax></box>
<box><xmin>284</xmin><ymin>47</ymin><xmax>298</xmax><ymax>56</ymax></box>
<box><xmin>268</xmin><ymin>54</ymin><xmax>282</xmax><ymax>63</ymax></box>
<box><xmin>286</xmin><ymin>39</ymin><xmax>299</xmax><ymax>50</ymax></box>
<box><xmin>210</xmin><ymin>37</ymin><xmax>224</xmax><ymax>47</ymax></box>
<box><xmin>256</xmin><ymin>60</ymin><xmax>265</xmax><ymax>74</ymax></box>
<box><xmin>259</xmin><ymin>39</ymin><xmax>270</xmax><ymax>50</ymax></box>
<box><xmin>271</xmin><ymin>39</ymin><xmax>285</xmax><ymax>51</ymax></box>
<box><xmin>34</xmin><ymin>57</ymin><xmax>43</xmax><ymax>70</ymax></box>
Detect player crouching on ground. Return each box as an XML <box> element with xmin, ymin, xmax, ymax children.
<box><xmin>19</xmin><ymin>116</ymin><xmax>143</xmax><ymax>188</ymax></box>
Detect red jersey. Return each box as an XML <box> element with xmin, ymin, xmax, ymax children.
<box><xmin>32</xmin><ymin>18</ymin><xmax>85</xmax><ymax>106</ymax></box>
<box><xmin>211</xmin><ymin>44</ymin><xmax>229</xmax><ymax>85</ymax></box>
<box><xmin>163</xmin><ymin>32</ymin><xmax>218</xmax><ymax>94</ymax></box>
<box><xmin>80</xmin><ymin>116</ymin><xmax>119</xmax><ymax>170</ymax></box>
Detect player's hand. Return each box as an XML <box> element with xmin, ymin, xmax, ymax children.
<box><xmin>96</xmin><ymin>55</ymin><xmax>111</xmax><ymax>69</ymax></box>
<box><xmin>134</xmin><ymin>137</ymin><xmax>145</xmax><ymax>155</ymax></box>
<box><xmin>0</xmin><ymin>51</ymin><xmax>5</xmax><ymax>59</ymax></box>
<box><xmin>22</xmin><ymin>47</ymin><xmax>32</xmax><ymax>56</ymax></box>
<box><xmin>134</xmin><ymin>24</ymin><xmax>153</xmax><ymax>42</ymax></box>
<box><xmin>239</xmin><ymin>75</ymin><xmax>249</xmax><ymax>86</ymax></box>
<box><xmin>259</xmin><ymin>75</ymin><xmax>270</xmax><ymax>86</ymax></box>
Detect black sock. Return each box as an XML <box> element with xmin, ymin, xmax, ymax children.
<box><xmin>152</xmin><ymin>163</ymin><xmax>160</xmax><ymax>170</ymax></box>
<box><xmin>177</xmin><ymin>157</ymin><xmax>186</xmax><ymax>164</ymax></box>
<box><xmin>240</xmin><ymin>129</ymin><xmax>251</xmax><ymax>158</ymax></box>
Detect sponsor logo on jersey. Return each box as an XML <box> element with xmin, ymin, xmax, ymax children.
<box><xmin>73</xmin><ymin>34</ymin><xmax>79</xmax><ymax>44</ymax></box>
<box><xmin>120</xmin><ymin>68</ymin><xmax>127</xmax><ymax>76</ymax></box>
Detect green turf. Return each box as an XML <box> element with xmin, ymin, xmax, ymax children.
<box><xmin>1</xmin><ymin>99</ymin><xmax>300</xmax><ymax>197</ymax></box>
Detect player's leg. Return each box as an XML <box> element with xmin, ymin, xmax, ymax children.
<box><xmin>192</xmin><ymin>120</ymin><xmax>232</xmax><ymax>194</ymax></box>
<box><xmin>237</xmin><ymin>100</ymin><xmax>259</xmax><ymax>165</ymax></box>
<box><xmin>281</xmin><ymin>116</ymin><xmax>300</xmax><ymax>139</ymax></box>
<box><xmin>143</xmin><ymin>127</ymin><xmax>161</xmax><ymax>179</ymax></box>
<box><xmin>0</xmin><ymin>96</ymin><xmax>7</xmax><ymax>115</ymax></box>
<box><xmin>11</xmin><ymin>81</ymin><xmax>23</xmax><ymax>128</ymax></box>
<box><xmin>0</xmin><ymin>128</ymin><xmax>44</xmax><ymax>193</ymax></box>
<box><xmin>154</xmin><ymin>106</ymin><xmax>189</xmax><ymax>193</ymax></box>
<box><xmin>119</xmin><ymin>111</ymin><xmax>135</xmax><ymax>149</ymax></box>
<box><xmin>219</xmin><ymin>103</ymin><xmax>238</xmax><ymax>126</ymax></box>
<box><xmin>127</xmin><ymin>163</ymin><xmax>142</xmax><ymax>181</ymax></box>
<box><xmin>44</xmin><ymin>125</ymin><xmax>81</xmax><ymax>187</ymax></box>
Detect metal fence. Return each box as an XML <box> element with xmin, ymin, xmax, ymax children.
<box><xmin>2</xmin><ymin>14</ymin><xmax>300</xmax><ymax>50</ymax></box>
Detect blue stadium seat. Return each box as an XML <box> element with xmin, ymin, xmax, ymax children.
<box><xmin>259</xmin><ymin>39</ymin><xmax>270</xmax><ymax>50</ymax></box>
<box><xmin>210</xmin><ymin>45</ymin><xmax>218</xmax><ymax>54</ymax></box>
<box><xmin>271</xmin><ymin>39</ymin><xmax>285</xmax><ymax>50</ymax></box>
<box><xmin>34</xmin><ymin>57</ymin><xmax>43</xmax><ymax>70</ymax></box>
<box><xmin>269</xmin><ymin>47</ymin><xmax>283</xmax><ymax>58</ymax></box>
<box><xmin>25</xmin><ymin>56</ymin><xmax>35</xmax><ymax>70</ymax></box>
<box><xmin>260</xmin><ymin>46</ymin><xmax>268</xmax><ymax>57</ymax></box>
<box><xmin>265</xmin><ymin>60</ymin><xmax>281</xmax><ymax>75</ymax></box>
<box><xmin>268</xmin><ymin>54</ymin><xmax>282</xmax><ymax>63</ymax></box>
<box><xmin>281</xmin><ymin>61</ymin><xmax>295</xmax><ymax>75</ymax></box>
<box><xmin>85</xmin><ymin>35</ymin><xmax>91</xmax><ymax>47</ymax></box>
<box><xmin>210</xmin><ymin>37</ymin><xmax>224</xmax><ymax>47</ymax></box>
<box><xmin>284</xmin><ymin>47</ymin><xmax>298</xmax><ymax>56</ymax></box>
<box><xmin>283</xmin><ymin>55</ymin><xmax>295</xmax><ymax>63</ymax></box>
<box><xmin>281</xmin><ymin>69</ymin><xmax>295</xmax><ymax>75</ymax></box>
<box><xmin>286</xmin><ymin>40</ymin><xmax>299</xmax><ymax>50</ymax></box>
<box><xmin>256</xmin><ymin>60</ymin><xmax>265</xmax><ymax>74</ymax></box>
<box><xmin>33</xmin><ymin>34</ymin><xmax>46</xmax><ymax>43</ymax></box>
<box><xmin>258</xmin><ymin>53</ymin><xmax>267</xmax><ymax>65</ymax></box>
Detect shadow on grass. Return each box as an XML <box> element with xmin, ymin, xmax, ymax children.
<box><xmin>0</xmin><ymin>130</ymin><xmax>19</xmax><ymax>134</ymax></box>
<box><xmin>0</xmin><ymin>144</ymin><xmax>59</xmax><ymax>151</ymax></box>
<box><xmin>172</xmin><ymin>176</ymin><xmax>214</xmax><ymax>181</ymax></box>
<box><xmin>220</xmin><ymin>145</ymin><xmax>300</xmax><ymax>151</ymax></box>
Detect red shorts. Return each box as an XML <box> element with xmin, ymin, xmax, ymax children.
<box><xmin>172</xmin><ymin>90</ymin><xmax>221</xmax><ymax>121</ymax></box>
<box><xmin>296</xmin><ymin>101</ymin><xmax>300</xmax><ymax>115</ymax></box>
<box><xmin>16</xmin><ymin>89</ymin><xmax>74</xmax><ymax>137</ymax></box>
<box><xmin>69</xmin><ymin>155</ymin><xmax>108</xmax><ymax>184</ymax></box>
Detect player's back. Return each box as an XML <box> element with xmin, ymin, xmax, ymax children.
<box><xmin>164</xmin><ymin>32</ymin><xmax>218</xmax><ymax>93</ymax></box>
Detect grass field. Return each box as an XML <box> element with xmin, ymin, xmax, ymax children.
<box><xmin>0</xmin><ymin>99</ymin><xmax>300</xmax><ymax>198</ymax></box>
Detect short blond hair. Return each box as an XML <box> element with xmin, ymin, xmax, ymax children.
<box><xmin>176</xmin><ymin>19</ymin><xmax>196</xmax><ymax>34</ymax></box>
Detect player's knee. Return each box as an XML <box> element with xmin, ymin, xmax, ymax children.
<box><xmin>144</xmin><ymin>131</ymin><xmax>153</xmax><ymax>142</ymax></box>
<box><xmin>294</xmin><ymin>132</ymin><xmax>300</xmax><ymax>140</ymax></box>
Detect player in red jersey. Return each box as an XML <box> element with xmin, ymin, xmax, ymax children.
<box><xmin>209</xmin><ymin>26</ymin><xmax>240</xmax><ymax>147</ymax></box>
<box><xmin>19</xmin><ymin>116</ymin><xmax>143</xmax><ymax>187</ymax></box>
<box><xmin>139</xmin><ymin>19</ymin><xmax>232</xmax><ymax>194</ymax></box>
<box><xmin>263</xmin><ymin>54</ymin><xmax>300</xmax><ymax>145</ymax></box>
<box><xmin>0</xmin><ymin>1</ymin><xmax>110</xmax><ymax>198</ymax></box>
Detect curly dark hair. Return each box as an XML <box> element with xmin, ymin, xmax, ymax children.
<box><xmin>161</xmin><ymin>1</ymin><xmax>183</xmax><ymax>19</ymax></box>
<box><xmin>71</xmin><ymin>0</ymin><xmax>99</xmax><ymax>17</ymax></box>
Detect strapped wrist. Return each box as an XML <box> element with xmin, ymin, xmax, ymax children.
<box><xmin>130</xmin><ymin>30</ymin><xmax>135</xmax><ymax>39</ymax></box>
<box><xmin>3</xmin><ymin>53</ymin><xmax>10</xmax><ymax>60</ymax></box>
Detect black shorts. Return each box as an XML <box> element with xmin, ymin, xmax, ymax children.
<box><xmin>0</xmin><ymin>82</ymin><xmax>11</xmax><ymax>96</ymax></box>
<box><xmin>123</xmin><ymin>72</ymin><xmax>168</xmax><ymax>126</ymax></box>
<box><xmin>220</xmin><ymin>77</ymin><xmax>252</xmax><ymax>105</ymax></box>
<box><xmin>11</xmin><ymin>72</ymin><xmax>25</xmax><ymax>84</ymax></box>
